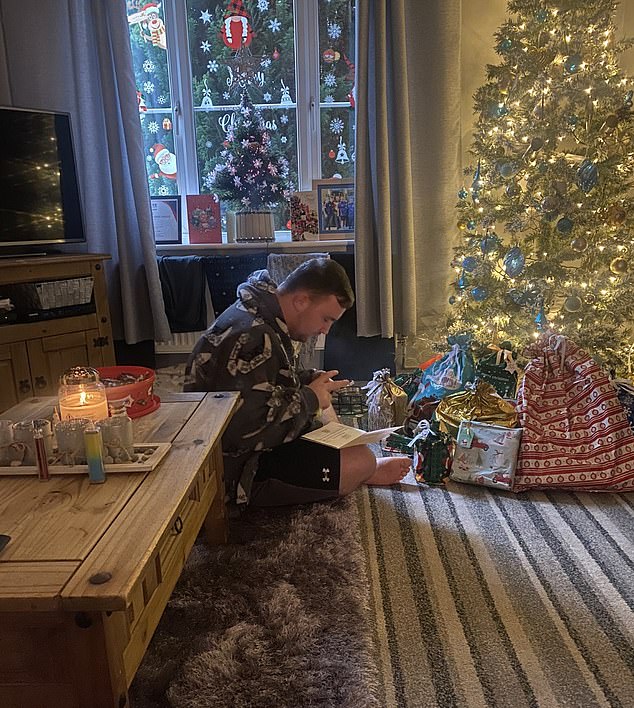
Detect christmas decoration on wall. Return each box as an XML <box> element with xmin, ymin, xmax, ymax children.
<box><xmin>446</xmin><ymin>0</ymin><xmax>634</xmax><ymax>373</ymax></box>
<box><xmin>150</xmin><ymin>143</ymin><xmax>177</xmax><ymax>180</ymax></box>
<box><xmin>220</xmin><ymin>0</ymin><xmax>254</xmax><ymax>50</ymax></box>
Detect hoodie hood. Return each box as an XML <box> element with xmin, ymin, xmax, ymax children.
<box><xmin>236</xmin><ymin>269</ymin><xmax>286</xmax><ymax>330</ymax></box>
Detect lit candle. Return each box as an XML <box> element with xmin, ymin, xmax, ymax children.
<box><xmin>58</xmin><ymin>391</ymin><xmax>109</xmax><ymax>423</ymax></box>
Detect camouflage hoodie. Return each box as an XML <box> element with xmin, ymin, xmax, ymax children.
<box><xmin>184</xmin><ymin>270</ymin><xmax>320</xmax><ymax>505</ymax></box>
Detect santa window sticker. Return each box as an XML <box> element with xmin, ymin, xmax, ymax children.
<box><xmin>151</xmin><ymin>195</ymin><xmax>182</xmax><ymax>244</ymax></box>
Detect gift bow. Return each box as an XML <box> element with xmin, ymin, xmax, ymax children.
<box><xmin>487</xmin><ymin>343</ymin><xmax>513</xmax><ymax>367</ymax></box>
<box><xmin>362</xmin><ymin>368</ymin><xmax>392</xmax><ymax>397</ymax></box>
<box><xmin>408</xmin><ymin>419</ymin><xmax>436</xmax><ymax>447</ymax></box>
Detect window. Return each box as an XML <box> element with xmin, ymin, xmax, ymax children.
<box><xmin>126</xmin><ymin>0</ymin><xmax>356</xmax><ymax>236</ymax></box>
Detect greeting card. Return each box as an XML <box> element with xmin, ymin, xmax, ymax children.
<box><xmin>186</xmin><ymin>194</ymin><xmax>221</xmax><ymax>244</ymax></box>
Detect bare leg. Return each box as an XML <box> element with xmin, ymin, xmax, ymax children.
<box><xmin>339</xmin><ymin>445</ymin><xmax>410</xmax><ymax>496</ymax></box>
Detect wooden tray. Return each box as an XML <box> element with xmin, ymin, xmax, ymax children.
<box><xmin>0</xmin><ymin>443</ymin><xmax>171</xmax><ymax>476</ymax></box>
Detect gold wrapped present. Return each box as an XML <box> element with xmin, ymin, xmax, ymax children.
<box><xmin>435</xmin><ymin>380</ymin><xmax>518</xmax><ymax>439</ymax></box>
<box><xmin>363</xmin><ymin>369</ymin><xmax>409</xmax><ymax>430</ymax></box>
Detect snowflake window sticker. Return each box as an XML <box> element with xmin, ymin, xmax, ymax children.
<box><xmin>324</xmin><ymin>95</ymin><xmax>335</xmax><ymax>103</ymax></box>
<box><xmin>257</xmin><ymin>0</ymin><xmax>269</xmax><ymax>10</ymax></box>
<box><xmin>269</xmin><ymin>18</ymin><xmax>281</xmax><ymax>33</ymax></box>
<box><xmin>142</xmin><ymin>59</ymin><xmax>155</xmax><ymax>73</ymax></box>
<box><xmin>200</xmin><ymin>41</ymin><xmax>211</xmax><ymax>53</ymax></box>
<box><xmin>143</xmin><ymin>81</ymin><xmax>155</xmax><ymax>94</ymax></box>
<box><xmin>157</xmin><ymin>95</ymin><xmax>168</xmax><ymax>105</ymax></box>
<box><xmin>330</xmin><ymin>117</ymin><xmax>344</xmax><ymax>134</ymax></box>
<box><xmin>280</xmin><ymin>114</ymin><xmax>289</xmax><ymax>124</ymax></box>
<box><xmin>148</xmin><ymin>121</ymin><xmax>159</xmax><ymax>134</ymax></box>
<box><xmin>324</xmin><ymin>73</ymin><xmax>337</xmax><ymax>88</ymax></box>
<box><xmin>207</xmin><ymin>60</ymin><xmax>219</xmax><ymax>73</ymax></box>
<box><xmin>327</xmin><ymin>21</ymin><xmax>342</xmax><ymax>40</ymax></box>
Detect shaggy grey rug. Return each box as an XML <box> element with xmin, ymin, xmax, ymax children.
<box><xmin>130</xmin><ymin>496</ymin><xmax>381</xmax><ymax>708</ymax></box>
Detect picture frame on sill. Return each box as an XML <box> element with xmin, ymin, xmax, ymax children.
<box><xmin>313</xmin><ymin>179</ymin><xmax>355</xmax><ymax>239</ymax></box>
<box><xmin>186</xmin><ymin>194</ymin><xmax>222</xmax><ymax>244</ymax></box>
<box><xmin>151</xmin><ymin>195</ymin><xmax>182</xmax><ymax>244</ymax></box>
<box><xmin>288</xmin><ymin>190</ymin><xmax>319</xmax><ymax>241</ymax></box>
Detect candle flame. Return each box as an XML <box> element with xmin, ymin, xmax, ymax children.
<box><xmin>80</xmin><ymin>391</ymin><xmax>87</xmax><ymax>405</ymax></box>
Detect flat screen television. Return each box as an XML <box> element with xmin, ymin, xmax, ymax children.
<box><xmin>0</xmin><ymin>106</ymin><xmax>86</xmax><ymax>253</ymax></box>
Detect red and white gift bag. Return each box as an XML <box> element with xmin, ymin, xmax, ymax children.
<box><xmin>514</xmin><ymin>334</ymin><xmax>634</xmax><ymax>492</ymax></box>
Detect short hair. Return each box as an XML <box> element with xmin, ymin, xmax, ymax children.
<box><xmin>277</xmin><ymin>257</ymin><xmax>354</xmax><ymax>309</ymax></box>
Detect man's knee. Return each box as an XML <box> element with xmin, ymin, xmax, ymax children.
<box><xmin>339</xmin><ymin>445</ymin><xmax>376</xmax><ymax>496</ymax></box>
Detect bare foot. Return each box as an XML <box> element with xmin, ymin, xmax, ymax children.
<box><xmin>366</xmin><ymin>456</ymin><xmax>411</xmax><ymax>486</ymax></box>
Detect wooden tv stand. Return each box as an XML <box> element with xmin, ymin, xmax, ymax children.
<box><xmin>0</xmin><ymin>253</ymin><xmax>115</xmax><ymax>413</ymax></box>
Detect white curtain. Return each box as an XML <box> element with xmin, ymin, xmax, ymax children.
<box><xmin>355</xmin><ymin>0</ymin><xmax>462</xmax><ymax>340</ymax></box>
<box><xmin>0</xmin><ymin>0</ymin><xmax>170</xmax><ymax>343</ymax></box>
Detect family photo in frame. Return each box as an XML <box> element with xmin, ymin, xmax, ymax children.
<box><xmin>314</xmin><ymin>179</ymin><xmax>355</xmax><ymax>239</ymax></box>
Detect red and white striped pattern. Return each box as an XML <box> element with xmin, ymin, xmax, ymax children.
<box><xmin>514</xmin><ymin>334</ymin><xmax>634</xmax><ymax>492</ymax></box>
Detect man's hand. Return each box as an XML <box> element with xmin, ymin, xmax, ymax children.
<box><xmin>307</xmin><ymin>369</ymin><xmax>350</xmax><ymax>409</ymax></box>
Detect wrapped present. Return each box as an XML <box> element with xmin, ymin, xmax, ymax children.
<box><xmin>408</xmin><ymin>420</ymin><xmax>453</xmax><ymax>486</ymax></box>
<box><xmin>382</xmin><ymin>428</ymin><xmax>415</xmax><ymax>456</ymax></box>
<box><xmin>450</xmin><ymin>421</ymin><xmax>522</xmax><ymax>490</ymax></box>
<box><xmin>403</xmin><ymin>397</ymin><xmax>440</xmax><ymax>436</ymax></box>
<box><xmin>515</xmin><ymin>334</ymin><xmax>634</xmax><ymax>492</ymax></box>
<box><xmin>475</xmin><ymin>341</ymin><xmax>519</xmax><ymax>399</ymax></box>
<box><xmin>613</xmin><ymin>378</ymin><xmax>634</xmax><ymax>430</ymax></box>
<box><xmin>363</xmin><ymin>369</ymin><xmax>409</xmax><ymax>430</ymax></box>
<box><xmin>393</xmin><ymin>370</ymin><xmax>422</xmax><ymax>401</ymax></box>
<box><xmin>412</xmin><ymin>334</ymin><xmax>475</xmax><ymax>403</ymax></box>
<box><xmin>435</xmin><ymin>379</ymin><xmax>518</xmax><ymax>439</ymax></box>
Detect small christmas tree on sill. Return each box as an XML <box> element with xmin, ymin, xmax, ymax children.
<box><xmin>209</xmin><ymin>93</ymin><xmax>289</xmax><ymax>241</ymax></box>
<box><xmin>446</xmin><ymin>0</ymin><xmax>634</xmax><ymax>373</ymax></box>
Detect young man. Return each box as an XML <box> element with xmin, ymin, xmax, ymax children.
<box><xmin>184</xmin><ymin>258</ymin><xmax>410</xmax><ymax>509</ymax></box>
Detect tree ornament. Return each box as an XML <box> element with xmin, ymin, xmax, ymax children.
<box><xmin>535</xmin><ymin>308</ymin><xmax>547</xmax><ymax>329</ymax></box>
<box><xmin>466</xmin><ymin>219</ymin><xmax>477</xmax><ymax>231</ymax></box>
<box><xmin>322</xmin><ymin>48</ymin><xmax>340</xmax><ymax>64</ymax></box>
<box><xmin>457</xmin><ymin>219</ymin><xmax>468</xmax><ymax>230</ymax></box>
<box><xmin>481</xmin><ymin>233</ymin><xmax>501</xmax><ymax>253</ymax></box>
<box><xmin>600</xmin><ymin>114</ymin><xmax>619</xmax><ymax>133</ymax></box>
<box><xmin>471</xmin><ymin>160</ymin><xmax>482</xmax><ymax>199</ymax></box>
<box><xmin>449</xmin><ymin>295</ymin><xmax>457</xmax><ymax>305</ymax></box>
<box><xmin>506</xmin><ymin>182</ymin><xmax>521</xmax><ymax>197</ymax></box>
<box><xmin>556</xmin><ymin>217</ymin><xmax>573</xmax><ymax>235</ymax></box>
<box><xmin>272</xmin><ymin>47</ymin><xmax>280</xmax><ymax>60</ymax></box>
<box><xmin>564</xmin><ymin>295</ymin><xmax>583</xmax><ymax>313</ymax></box>
<box><xmin>471</xmin><ymin>286</ymin><xmax>489</xmax><ymax>302</ymax></box>
<box><xmin>458</xmin><ymin>187</ymin><xmax>468</xmax><ymax>200</ymax></box>
<box><xmin>503</xmin><ymin>246</ymin><xmax>525</xmax><ymax>277</ymax></box>
<box><xmin>328</xmin><ymin>149</ymin><xmax>336</xmax><ymax>159</ymax></box>
<box><xmin>529</xmin><ymin>137</ymin><xmax>544</xmax><ymax>152</ymax></box>
<box><xmin>540</xmin><ymin>196</ymin><xmax>560</xmax><ymax>213</ymax></box>
<box><xmin>571</xmin><ymin>237</ymin><xmax>588</xmax><ymax>252</ymax></box>
<box><xmin>497</xmin><ymin>38</ymin><xmax>513</xmax><ymax>53</ymax></box>
<box><xmin>610</xmin><ymin>257</ymin><xmax>628</xmax><ymax>275</ymax></box>
<box><xmin>536</xmin><ymin>9</ymin><xmax>548</xmax><ymax>22</ymax></box>
<box><xmin>606</xmin><ymin>204</ymin><xmax>626</xmax><ymax>225</ymax></box>
<box><xmin>567</xmin><ymin>114</ymin><xmax>579</xmax><ymax>126</ymax></box>
<box><xmin>576</xmin><ymin>159</ymin><xmax>598</xmax><ymax>193</ymax></box>
<box><xmin>462</xmin><ymin>256</ymin><xmax>478</xmax><ymax>272</ymax></box>
<box><xmin>564</xmin><ymin>53</ymin><xmax>582</xmax><ymax>74</ymax></box>
<box><xmin>497</xmin><ymin>160</ymin><xmax>519</xmax><ymax>178</ymax></box>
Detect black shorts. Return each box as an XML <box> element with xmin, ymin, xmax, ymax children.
<box><xmin>250</xmin><ymin>438</ymin><xmax>341</xmax><ymax>506</ymax></box>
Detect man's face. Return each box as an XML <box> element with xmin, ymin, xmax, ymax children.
<box><xmin>287</xmin><ymin>293</ymin><xmax>345</xmax><ymax>342</ymax></box>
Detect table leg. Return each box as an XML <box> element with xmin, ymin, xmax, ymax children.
<box><xmin>203</xmin><ymin>445</ymin><xmax>228</xmax><ymax>545</ymax></box>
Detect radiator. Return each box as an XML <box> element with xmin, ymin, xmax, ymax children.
<box><xmin>155</xmin><ymin>330</ymin><xmax>203</xmax><ymax>354</ymax></box>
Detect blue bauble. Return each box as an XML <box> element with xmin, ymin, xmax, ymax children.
<box><xmin>576</xmin><ymin>159</ymin><xmax>598</xmax><ymax>193</ymax></box>
<box><xmin>448</xmin><ymin>295</ymin><xmax>457</xmax><ymax>305</ymax></box>
<box><xmin>497</xmin><ymin>160</ymin><xmax>519</xmax><ymax>179</ymax></box>
<box><xmin>535</xmin><ymin>309</ymin><xmax>547</xmax><ymax>329</ymax></box>
<box><xmin>458</xmin><ymin>274</ymin><xmax>467</xmax><ymax>289</ymax></box>
<box><xmin>458</xmin><ymin>188</ymin><xmax>468</xmax><ymax>200</ymax></box>
<box><xmin>467</xmin><ymin>219</ymin><xmax>477</xmax><ymax>231</ymax></box>
<box><xmin>556</xmin><ymin>217</ymin><xmax>573</xmax><ymax>234</ymax></box>
<box><xmin>480</xmin><ymin>233</ymin><xmax>501</xmax><ymax>253</ymax></box>
<box><xmin>504</xmin><ymin>246</ymin><xmax>525</xmax><ymax>278</ymax></box>
<box><xmin>462</xmin><ymin>256</ymin><xmax>478</xmax><ymax>272</ymax></box>
<box><xmin>498</xmin><ymin>38</ymin><xmax>513</xmax><ymax>53</ymax></box>
<box><xmin>567</xmin><ymin>114</ymin><xmax>579</xmax><ymax>126</ymax></box>
<box><xmin>564</xmin><ymin>53</ymin><xmax>582</xmax><ymax>73</ymax></box>
<box><xmin>471</xmin><ymin>286</ymin><xmax>489</xmax><ymax>302</ymax></box>
<box><xmin>536</xmin><ymin>9</ymin><xmax>548</xmax><ymax>22</ymax></box>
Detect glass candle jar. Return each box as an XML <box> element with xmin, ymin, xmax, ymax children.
<box><xmin>58</xmin><ymin>367</ymin><xmax>109</xmax><ymax>423</ymax></box>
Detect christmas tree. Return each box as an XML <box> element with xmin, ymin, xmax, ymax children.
<box><xmin>208</xmin><ymin>92</ymin><xmax>289</xmax><ymax>210</ymax></box>
<box><xmin>448</xmin><ymin>0</ymin><xmax>634</xmax><ymax>372</ymax></box>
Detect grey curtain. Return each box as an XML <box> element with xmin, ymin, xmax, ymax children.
<box><xmin>0</xmin><ymin>0</ymin><xmax>170</xmax><ymax>343</ymax></box>
<box><xmin>355</xmin><ymin>0</ymin><xmax>462</xmax><ymax>339</ymax></box>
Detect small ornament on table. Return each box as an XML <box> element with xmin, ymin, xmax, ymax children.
<box><xmin>408</xmin><ymin>420</ymin><xmax>453</xmax><ymax>487</ymax></box>
<box><xmin>363</xmin><ymin>369</ymin><xmax>409</xmax><ymax>430</ymax></box>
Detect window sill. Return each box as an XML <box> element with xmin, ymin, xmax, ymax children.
<box><xmin>156</xmin><ymin>238</ymin><xmax>354</xmax><ymax>256</ymax></box>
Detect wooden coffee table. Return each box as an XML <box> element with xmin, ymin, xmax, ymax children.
<box><xmin>0</xmin><ymin>390</ymin><xmax>238</xmax><ymax>707</ymax></box>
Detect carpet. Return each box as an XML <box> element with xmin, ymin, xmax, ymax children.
<box><xmin>358</xmin><ymin>474</ymin><xmax>634</xmax><ymax>708</ymax></box>
<box><xmin>130</xmin><ymin>496</ymin><xmax>381</xmax><ymax>708</ymax></box>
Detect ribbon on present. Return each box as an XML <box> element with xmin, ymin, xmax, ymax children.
<box><xmin>408</xmin><ymin>419</ymin><xmax>435</xmax><ymax>448</ymax></box>
<box><xmin>488</xmin><ymin>343</ymin><xmax>514</xmax><ymax>367</ymax></box>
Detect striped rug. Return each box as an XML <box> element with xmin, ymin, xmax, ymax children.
<box><xmin>357</xmin><ymin>474</ymin><xmax>634</xmax><ymax>708</ymax></box>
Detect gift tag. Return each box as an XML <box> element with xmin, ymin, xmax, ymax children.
<box><xmin>458</xmin><ymin>424</ymin><xmax>474</xmax><ymax>448</ymax></box>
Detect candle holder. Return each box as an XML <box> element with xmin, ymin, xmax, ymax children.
<box><xmin>0</xmin><ymin>420</ymin><xmax>14</xmax><ymax>466</ymax></box>
<box><xmin>58</xmin><ymin>367</ymin><xmax>109</xmax><ymax>422</ymax></box>
<box><xmin>12</xmin><ymin>421</ymin><xmax>35</xmax><ymax>465</ymax></box>
<box><xmin>54</xmin><ymin>418</ymin><xmax>91</xmax><ymax>465</ymax></box>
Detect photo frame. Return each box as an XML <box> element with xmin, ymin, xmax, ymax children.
<box><xmin>151</xmin><ymin>195</ymin><xmax>182</xmax><ymax>244</ymax></box>
<box><xmin>313</xmin><ymin>179</ymin><xmax>355</xmax><ymax>239</ymax></box>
